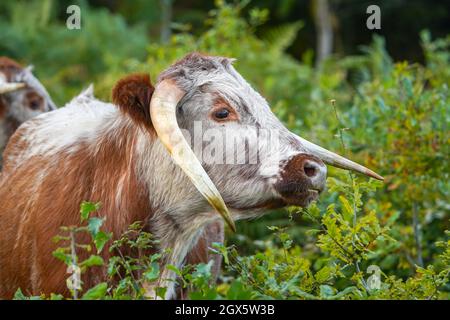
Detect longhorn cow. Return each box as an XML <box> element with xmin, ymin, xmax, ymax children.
<box><xmin>0</xmin><ymin>53</ymin><xmax>382</xmax><ymax>299</ymax></box>
<box><xmin>0</xmin><ymin>57</ymin><xmax>56</xmax><ymax>168</ymax></box>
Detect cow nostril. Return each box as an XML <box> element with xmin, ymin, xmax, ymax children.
<box><xmin>304</xmin><ymin>163</ymin><xmax>317</xmax><ymax>177</ymax></box>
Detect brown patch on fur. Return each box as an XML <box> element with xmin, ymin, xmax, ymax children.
<box><xmin>0</xmin><ymin>57</ymin><xmax>23</xmax><ymax>81</ymax></box>
<box><xmin>274</xmin><ymin>154</ymin><xmax>325</xmax><ymax>207</ymax></box>
<box><xmin>0</xmin><ymin>119</ymin><xmax>155</xmax><ymax>298</ymax></box>
<box><xmin>278</xmin><ymin>154</ymin><xmax>323</xmax><ymax>186</ymax></box>
<box><xmin>0</xmin><ymin>117</ymin><xmax>225</xmax><ymax>298</ymax></box>
<box><xmin>112</xmin><ymin>74</ymin><xmax>155</xmax><ymax>133</ymax></box>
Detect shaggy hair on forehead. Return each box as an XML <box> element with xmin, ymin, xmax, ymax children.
<box><xmin>157</xmin><ymin>52</ymin><xmax>259</xmax><ymax>115</ymax></box>
<box><xmin>158</xmin><ymin>52</ymin><xmax>237</xmax><ymax>88</ymax></box>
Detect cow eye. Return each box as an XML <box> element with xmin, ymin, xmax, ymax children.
<box><xmin>213</xmin><ymin>109</ymin><xmax>230</xmax><ymax>120</ymax></box>
<box><xmin>29</xmin><ymin>99</ymin><xmax>41</xmax><ymax>110</ymax></box>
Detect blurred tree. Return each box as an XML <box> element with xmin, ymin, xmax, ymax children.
<box><xmin>160</xmin><ymin>0</ymin><xmax>173</xmax><ymax>43</ymax></box>
<box><xmin>312</xmin><ymin>0</ymin><xmax>333</xmax><ymax>66</ymax></box>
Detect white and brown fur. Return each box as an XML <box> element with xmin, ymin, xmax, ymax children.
<box><xmin>0</xmin><ymin>53</ymin><xmax>326</xmax><ymax>299</ymax></box>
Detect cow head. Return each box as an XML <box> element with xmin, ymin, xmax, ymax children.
<box><xmin>0</xmin><ymin>57</ymin><xmax>56</xmax><ymax>123</ymax></box>
<box><xmin>114</xmin><ymin>53</ymin><xmax>382</xmax><ymax>231</ymax></box>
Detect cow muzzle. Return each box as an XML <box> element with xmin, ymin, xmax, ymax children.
<box><xmin>274</xmin><ymin>154</ymin><xmax>327</xmax><ymax>207</ymax></box>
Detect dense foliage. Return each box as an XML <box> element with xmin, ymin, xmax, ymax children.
<box><xmin>1</xmin><ymin>1</ymin><xmax>448</xmax><ymax>299</ymax></box>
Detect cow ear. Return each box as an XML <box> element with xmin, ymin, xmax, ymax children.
<box><xmin>0</xmin><ymin>57</ymin><xmax>23</xmax><ymax>81</ymax></box>
<box><xmin>112</xmin><ymin>73</ymin><xmax>155</xmax><ymax>131</ymax></box>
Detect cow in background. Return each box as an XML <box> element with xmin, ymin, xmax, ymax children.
<box><xmin>0</xmin><ymin>57</ymin><xmax>56</xmax><ymax>168</ymax></box>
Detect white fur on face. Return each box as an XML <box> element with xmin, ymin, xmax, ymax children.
<box><xmin>160</xmin><ymin>54</ymin><xmax>307</xmax><ymax>213</ymax></box>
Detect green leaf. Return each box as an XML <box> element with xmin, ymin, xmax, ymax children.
<box><xmin>13</xmin><ymin>288</ymin><xmax>27</xmax><ymax>300</ymax></box>
<box><xmin>330</xmin><ymin>286</ymin><xmax>358</xmax><ymax>299</ymax></box>
<box><xmin>226</xmin><ymin>280</ymin><xmax>254</xmax><ymax>299</ymax></box>
<box><xmin>80</xmin><ymin>201</ymin><xmax>101</xmax><ymax>221</ymax></box>
<box><xmin>151</xmin><ymin>253</ymin><xmax>162</xmax><ymax>263</ymax></box>
<box><xmin>155</xmin><ymin>287</ymin><xmax>167</xmax><ymax>300</ymax></box>
<box><xmin>81</xmin><ymin>282</ymin><xmax>108</xmax><ymax>300</ymax></box>
<box><xmin>88</xmin><ymin>217</ymin><xmax>104</xmax><ymax>236</ymax></box>
<box><xmin>211</xmin><ymin>242</ymin><xmax>229</xmax><ymax>265</ymax></box>
<box><xmin>263</xmin><ymin>22</ymin><xmax>303</xmax><ymax>53</ymax></box>
<box><xmin>13</xmin><ymin>288</ymin><xmax>42</xmax><ymax>300</ymax></box>
<box><xmin>192</xmin><ymin>262</ymin><xmax>213</xmax><ymax>278</ymax></box>
<box><xmin>319</xmin><ymin>285</ymin><xmax>335</xmax><ymax>298</ymax></box>
<box><xmin>339</xmin><ymin>195</ymin><xmax>353</xmax><ymax>222</ymax></box>
<box><xmin>315</xmin><ymin>266</ymin><xmax>333</xmax><ymax>283</ymax></box>
<box><xmin>166</xmin><ymin>264</ymin><xmax>183</xmax><ymax>278</ymax></box>
<box><xmin>50</xmin><ymin>293</ymin><xmax>64</xmax><ymax>300</ymax></box>
<box><xmin>289</xmin><ymin>287</ymin><xmax>317</xmax><ymax>300</ymax></box>
<box><xmin>80</xmin><ymin>255</ymin><xmax>104</xmax><ymax>268</ymax></box>
<box><xmin>94</xmin><ymin>231</ymin><xmax>112</xmax><ymax>253</ymax></box>
<box><xmin>144</xmin><ymin>262</ymin><xmax>160</xmax><ymax>281</ymax></box>
<box><xmin>52</xmin><ymin>247</ymin><xmax>71</xmax><ymax>265</ymax></box>
<box><xmin>189</xmin><ymin>288</ymin><xmax>218</xmax><ymax>300</ymax></box>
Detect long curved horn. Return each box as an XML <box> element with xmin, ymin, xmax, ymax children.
<box><xmin>150</xmin><ymin>79</ymin><xmax>236</xmax><ymax>232</ymax></box>
<box><xmin>297</xmin><ymin>137</ymin><xmax>384</xmax><ymax>181</ymax></box>
<box><xmin>0</xmin><ymin>69</ymin><xmax>25</xmax><ymax>94</ymax></box>
<box><xmin>0</xmin><ymin>81</ymin><xmax>25</xmax><ymax>94</ymax></box>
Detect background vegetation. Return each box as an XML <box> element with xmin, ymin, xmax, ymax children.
<box><xmin>1</xmin><ymin>0</ymin><xmax>448</xmax><ymax>299</ymax></box>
